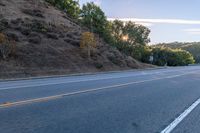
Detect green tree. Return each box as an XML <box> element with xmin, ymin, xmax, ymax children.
<box><xmin>151</xmin><ymin>46</ymin><xmax>195</xmax><ymax>66</ymax></box>
<box><xmin>124</xmin><ymin>21</ymin><xmax>150</xmax><ymax>45</ymax></box>
<box><xmin>46</xmin><ymin>0</ymin><xmax>80</xmax><ymax>19</ymax></box>
<box><xmin>81</xmin><ymin>2</ymin><xmax>108</xmax><ymax>36</ymax></box>
<box><xmin>111</xmin><ymin>20</ymin><xmax>125</xmax><ymax>42</ymax></box>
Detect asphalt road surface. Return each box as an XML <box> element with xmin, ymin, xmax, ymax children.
<box><xmin>1</xmin><ymin>66</ymin><xmax>200</xmax><ymax>133</ymax></box>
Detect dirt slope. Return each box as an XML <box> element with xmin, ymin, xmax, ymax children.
<box><xmin>0</xmin><ymin>0</ymin><xmax>153</xmax><ymax>78</ymax></box>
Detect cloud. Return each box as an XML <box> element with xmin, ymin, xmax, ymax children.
<box><xmin>94</xmin><ymin>0</ymin><xmax>101</xmax><ymax>6</ymax></box>
<box><xmin>108</xmin><ymin>18</ymin><xmax>154</xmax><ymax>27</ymax></box>
<box><xmin>131</xmin><ymin>22</ymin><xmax>153</xmax><ymax>27</ymax></box>
<box><xmin>108</xmin><ymin>18</ymin><xmax>200</xmax><ymax>25</ymax></box>
<box><xmin>183</xmin><ymin>29</ymin><xmax>200</xmax><ymax>35</ymax></box>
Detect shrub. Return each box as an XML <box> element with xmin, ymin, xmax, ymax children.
<box><xmin>80</xmin><ymin>32</ymin><xmax>96</xmax><ymax>58</ymax></box>
<box><xmin>151</xmin><ymin>46</ymin><xmax>195</xmax><ymax>66</ymax></box>
<box><xmin>0</xmin><ymin>33</ymin><xmax>16</xmax><ymax>59</ymax></box>
<box><xmin>0</xmin><ymin>32</ymin><xmax>6</xmax><ymax>43</ymax></box>
<box><xmin>94</xmin><ymin>62</ymin><xmax>103</xmax><ymax>69</ymax></box>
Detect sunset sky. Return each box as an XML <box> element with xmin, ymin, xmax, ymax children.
<box><xmin>79</xmin><ymin>0</ymin><xmax>200</xmax><ymax>44</ymax></box>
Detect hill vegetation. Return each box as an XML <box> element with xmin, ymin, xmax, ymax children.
<box><xmin>0</xmin><ymin>0</ymin><xmax>195</xmax><ymax>78</ymax></box>
<box><xmin>0</xmin><ymin>0</ymin><xmax>155</xmax><ymax>79</ymax></box>
<box><xmin>150</xmin><ymin>46</ymin><xmax>195</xmax><ymax>66</ymax></box>
<box><xmin>45</xmin><ymin>0</ymin><xmax>195</xmax><ymax>67</ymax></box>
<box><xmin>156</xmin><ymin>42</ymin><xmax>200</xmax><ymax>63</ymax></box>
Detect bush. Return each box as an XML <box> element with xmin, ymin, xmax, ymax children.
<box><xmin>0</xmin><ymin>33</ymin><xmax>16</xmax><ymax>59</ymax></box>
<box><xmin>151</xmin><ymin>47</ymin><xmax>195</xmax><ymax>66</ymax></box>
<box><xmin>80</xmin><ymin>32</ymin><xmax>96</xmax><ymax>58</ymax></box>
<box><xmin>94</xmin><ymin>62</ymin><xmax>103</xmax><ymax>69</ymax></box>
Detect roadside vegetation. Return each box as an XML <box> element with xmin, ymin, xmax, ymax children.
<box><xmin>157</xmin><ymin>42</ymin><xmax>200</xmax><ymax>64</ymax></box>
<box><xmin>44</xmin><ymin>0</ymin><xmax>195</xmax><ymax>66</ymax></box>
<box><xmin>0</xmin><ymin>33</ymin><xmax>16</xmax><ymax>59</ymax></box>
<box><xmin>0</xmin><ymin>0</ymin><xmax>195</xmax><ymax>71</ymax></box>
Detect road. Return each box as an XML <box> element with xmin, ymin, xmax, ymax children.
<box><xmin>1</xmin><ymin>66</ymin><xmax>200</xmax><ymax>133</ymax></box>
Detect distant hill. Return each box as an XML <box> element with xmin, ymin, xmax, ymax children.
<box><xmin>156</xmin><ymin>42</ymin><xmax>200</xmax><ymax>63</ymax></box>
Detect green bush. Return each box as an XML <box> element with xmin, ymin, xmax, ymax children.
<box><xmin>151</xmin><ymin>47</ymin><xmax>195</xmax><ymax>66</ymax></box>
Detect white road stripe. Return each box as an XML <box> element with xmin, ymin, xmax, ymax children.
<box><xmin>0</xmin><ymin>69</ymin><xmax>196</xmax><ymax>91</ymax></box>
<box><xmin>161</xmin><ymin>98</ymin><xmax>200</xmax><ymax>133</ymax></box>
<box><xmin>0</xmin><ymin>72</ymin><xmax>196</xmax><ymax>109</ymax></box>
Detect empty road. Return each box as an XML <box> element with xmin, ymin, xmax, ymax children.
<box><xmin>1</xmin><ymin>66</ymin><xmax>200</xmax><ymax>133</ymax></box>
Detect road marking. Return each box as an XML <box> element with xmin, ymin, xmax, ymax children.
<box><xmin>161</xmin><ymin>98</ymin><xmax>200</xmax><ymax>133</ymax></box>
<box><xmin>0</xmin><ymin>69</ymin><xmax>194</xmax><ymax>91</ymax></box>
<box><xmin>0</xmin><ymin>72</ymin><xmax>197</xmax><ymax>109</ymax></box>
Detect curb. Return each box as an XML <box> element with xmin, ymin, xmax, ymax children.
<box><xmin>0</xmin><ymin>67</ymin><xmax>168</xmax><ymax>82</ymax></box>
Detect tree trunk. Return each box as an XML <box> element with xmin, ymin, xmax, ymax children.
<box><xmin>87</xmin><ymin>46</ymin><xmax>91</xmax><ymax>60</ymax></box>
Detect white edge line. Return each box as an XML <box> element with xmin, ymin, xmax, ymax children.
<box><xmin>0</xmin><ymin>72</ymin><xmax>195</xmax><ymax>109</ymax></box>
<box><xmin>161</xmin><ymin>98</ymin><xmax>200</xmax><ymax>133</ymax></box>
<box><xmin>0</xmin><ymin>69</ymin><xmax>195</xmax><ymax>91</ymax></box>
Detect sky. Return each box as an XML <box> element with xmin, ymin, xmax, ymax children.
<box><xmin>79</xmin><ymin>0</ymin><xmax>200</xmax><ymax>44</ymax></box>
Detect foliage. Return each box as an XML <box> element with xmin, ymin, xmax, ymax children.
<box><xmin>0</xmin><ymin>33</ymin><xmax>16</xmax><ymax>59</ymax></box>
<box><xmin>46</xmin><ymin>0</ymin><xmax>80</xmax><ymax>19</ymax></box>
<box><xmin>109</xmin><ymin>20</ymin><xmax>151</xmax><ymax>46</ymax></box>
<box><xmin>110</xmin><ymin>20</ymin><xmax>125</xmax><ymax>43</ymax></box>
<box><xmin>157</xmin><ymin>42</ymin><xmax>200</xmax><ymax>63</ymax></box>
<box><xmin>0</xmin><ymin>33</ymin><xmax>6</xmax><ymax>43</ymax></box>
<box><xmin>108</xmin><ymin>20</ymin><xmax>151</xmax><ymax>62</ymax></box>
<box><xmin>46</xmin><ymin>1</ymin><xmax>193</xmax><ymax>66</ymax></box>
<box><xmin>81</xmin><ymin>2</ymin><xmax>108</xmax><ymax>36</ymax></box>
<box><xmin>151</xmin><ymin>46</ymin><xmax>195</xmax><ymax>66</ymax></box>
<box><xmin>80</xmin><ymin>32</ymin><xmax>96</xmax><ymax>58</ymax></box>
<box><xmin>123</xmin><ymin>21</ymin><xmax>150</xmax><ymax>45</ymax></box>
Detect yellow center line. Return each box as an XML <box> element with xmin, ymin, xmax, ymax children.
<box><xmin>0</xmin><ymin>71</ymin><xmax>197</xmax><ymax>109</ymax></box>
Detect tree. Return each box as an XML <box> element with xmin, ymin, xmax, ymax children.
<box><xmin>80</xmin><ymin>32</ymin><xmax>96</xmax><ymax>59</ymax></box>
<box><xmin>81</xmin><ymin>2</ymin><xmax>108</xmax><ymax>36</ymax></box>
<box><xmin>46</xmin><ymin>0</ymin><xmax>80</xmax><ymax>19</ymax></box>
<box><xmin>124</xmin><ymin>21</ymin><xmax>150</xmax><ymax>45</ymax></box>
<box><xmin>151</xmin><ymin>46</ymin><xmax>195</xmax><ymax>66</ymax></box>
<box><xmin>111</xmin><ymin>20</ymin><xmax>125</xmax><ymax>42</ymax></box>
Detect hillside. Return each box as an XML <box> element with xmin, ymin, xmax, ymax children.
<box><xmin>0</xmin><ymin>0</ymin><xmax>153</xmax><ymax>79</ymax></box>
<box><xmin>156</xmin><ymin>42</ymin><xmax>200</xmax><ymax>63</ymax></box>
